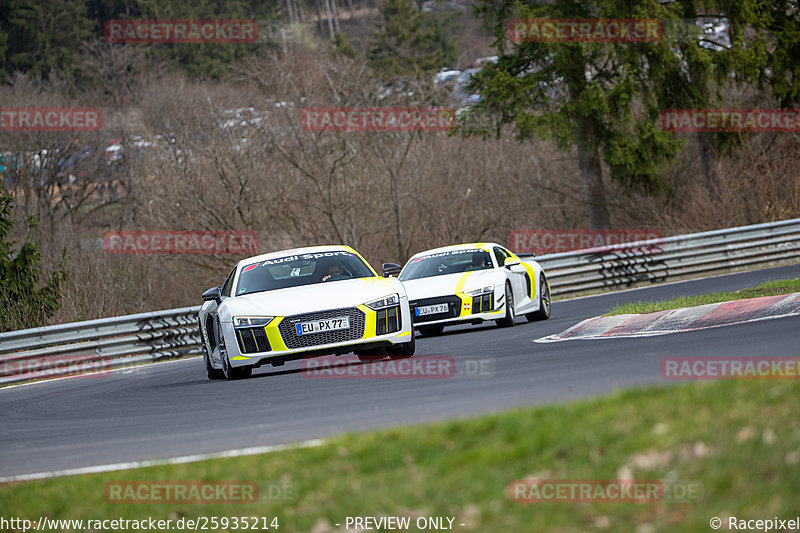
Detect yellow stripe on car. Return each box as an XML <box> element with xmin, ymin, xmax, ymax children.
<box><xmin>454</xmin><ymin>272</ymin><xmax>474</xmax><ymax>317</ymax></box>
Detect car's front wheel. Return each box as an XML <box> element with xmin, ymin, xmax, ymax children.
<box><xmin>496</xmin><ymin>281</ymin><xmax>516</xmax><ymax>327</ymax></box>
<box><xmin>388</xmin><ymin>332</ymin><xmax>416</xmax><ymax>359</ymax></box>
<box><xmin>526</xmin><ymin>273</ymin><xmax>551</xmax><ymax>321</ymax></box>
<box><xmin>355</xmin><ymin>347</ymin><xmax>387</xmax><ymax>362</ymax></box>
<box><xmin>419</xmin><ymin>325</ymin><xmax>444</xmax><ymax>336</ymax></box>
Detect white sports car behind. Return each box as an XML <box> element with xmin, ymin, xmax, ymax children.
<box><xmin>199</xmin><ymin>245</ymin><xmax>415</xmax><ymax>380</ymax></box>
<box><xmin>390</xmin><ymin>242</ymin><xmax>550</xmax><ymax>335</ymax></box>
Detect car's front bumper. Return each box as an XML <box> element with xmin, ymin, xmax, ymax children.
<box><xmin>409</xmin><ymin>291</ymin><xmax>505</xmax><ymax>328</ymax></box>
<box><xmin>221</xmin><ymin>303</ymin><xmax>413</xmax><ymax>368</ymax></box>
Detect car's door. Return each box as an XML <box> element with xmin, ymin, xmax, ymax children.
<box><xmin>493</xmin><ymin>246</ymin><xmax>531</xmax><ymax>310</ymax></box>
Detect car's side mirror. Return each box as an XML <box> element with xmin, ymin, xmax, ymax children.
<box><xmin>382</xmin><ymin>263</ymin><xmax>402</xmax><ymax>277</ymax></box>
<box><xmin>202</xmin><ymin>286</ymin><xmax>222</xmax><ymax>303</ymax></box>
<box><xmin>504</xmin><ymin>257</ymin><xmax>521</xmax><ymax>269</ymax></box>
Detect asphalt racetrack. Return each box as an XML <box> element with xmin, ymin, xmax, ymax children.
<box><xmin>1</xmin><ymin>264</ymin><xmax>798</xmax><ymax>479</ymax></box>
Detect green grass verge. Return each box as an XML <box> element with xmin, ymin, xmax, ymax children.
<box><xmin>607</xmin><ymin>277</ymin><xmax>800</xmax><ymax>316</ymax></box>
<box><xmin>2</xmin><ymin>380</ymin><xmax>799</xmax><ymax>532</ymax></box>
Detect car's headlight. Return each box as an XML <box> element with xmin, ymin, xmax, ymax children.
<box><xmin>365</xmin><ymin>294</ymin><xmax>400</xmax><ymax>310</ymax></box>
<box><xmin>233</xmin><ymin>316</ymin><xmax>274</xmax><ymax>328</ymax></box>
<box><xmin>465</xmin><ymin>285</ymin><xmax>494</xmax><ymax>296</ymax></box>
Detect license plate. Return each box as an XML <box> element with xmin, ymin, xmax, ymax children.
<box><xmin>295</xmin><ymin>316</ymin><xmax>350</xmax><ymax>335</ymax></box>
<box><xmin>416</xmin><ymin>303</ymin><xmax>449</xmax><ymax>316</ymax></box>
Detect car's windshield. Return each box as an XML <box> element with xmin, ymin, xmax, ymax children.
<box><xmin>399</xmin><ymin>249</ymin><xmax>493</xmax><ymax>281</ymax></box>
<box><xmin>235</xmin><ymin>250</ymin><xmax>375</xmax><ymax>296</ymax></box>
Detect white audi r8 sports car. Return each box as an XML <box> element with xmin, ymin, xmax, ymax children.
<box><xmin>389</xmin><ymin>243</ymin><xmax>550</xmax><ymax>335</ymax></box>
<box><xmin>199</xmin><ymin>245</ymin><xmax>415</xmax><ymax>380</ymax></box>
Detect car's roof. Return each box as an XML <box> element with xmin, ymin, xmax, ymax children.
<box><xmin>407</xmin><ymin>242</ymin><xmax>502</xmax><ymax>259</ymax></box>
<box><xmin>238</xmin><ymin>245</ymin><xmax>357</xmax><ymax>267</ymax></box>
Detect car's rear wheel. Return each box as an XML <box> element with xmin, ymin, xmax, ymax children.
<box><xmin>200</xmin><ymin>321</ymin><xmax>224</xmax><ymax>380</ymax></box>
<box><xmin>204</xmin><ymin>345</ymin><xmax>224</xmax><ymax>380</ymax></box>
<box><xmin>496</xmin><ymin>282</ymin><xmax>516</xmax><ymax>327</ymax></box>
<box><xmin>388</xmin><ymin>332</ymin><xmax>415</xmax><ymax>359</ymax></box>
<box><xmin>419</xmin><ymin>325</ymin><xmax>444</xmax><ymax>336</ymax></box>
<box><xmin>526</xmin><ymin>273</ymin><xmax>551</xmax><ymax>321</ymax></box>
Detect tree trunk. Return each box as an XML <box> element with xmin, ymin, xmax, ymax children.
<box><xmin>285</xmin><ymin>0</ymin><xmax>295</xmax><ymax>25</ymax></box>
<box><xmin>324</xmin><ymin>0</ymin><xmax>336</xmax><ymax>40</ymax></box>
<box><xmin>566</xmin><ymin>59</ymin><xmax>610</xmax><ymax>229</ymax></box>
<box><xmin>331</xmin><ymin>0</ymin><xmax>341</xmax><ymax>34</ymax></box>
<box><xmin>575</xmin><ymin>133</ymin><xmax>611</xmax><ymax>229</ymax></box>
<box><xmin>315</xmin><ymin>0</ymin><xmax>324</xmax><ymax>36</ymax></box>
<box><xmin>697</xmin><ymin>132</ymin><xmax>717</xmax><ymax>199</ymax></box>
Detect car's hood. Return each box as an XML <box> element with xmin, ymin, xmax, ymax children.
<box><xmin>402</xmin><ymin>270</ymin><xmax>498</xmax><ymax>300</ymax></box>
<box><xmin>218</xmin><ymin>277</ymin><xmax>402</xmax><ymax>320</ymax></box>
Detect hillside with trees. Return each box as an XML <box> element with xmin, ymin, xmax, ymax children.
<box><xmin>0</xmin><ymin>0</ymin><xmax>798</xmax><ymax>328</ymax></box>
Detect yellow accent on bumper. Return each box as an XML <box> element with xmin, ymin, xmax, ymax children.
<box><xmin>358</xmin><ymin>304</ymin><xmax>378</xmax><ymax>340</ymax></box>
<box><xmin>265</xmin><ymin>318</ymin><xmax>288</xmax><ymax>352</ymax></box>
<box><xmin>456</xmin><ymin>293</ymin><xmax>472</xmax><ymax>317</ymax></box>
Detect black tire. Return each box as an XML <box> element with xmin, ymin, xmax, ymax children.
<box><xmin>204</xmin><ymin>345</ymin><xmax>224</xmax><ymax>380</ymax></box>
<box><xmin>496</xmin><ymin>281</ymin><xmax>516</xmax><ymax>327</ymax></box>
<box><xmin>219</xmin><ymin>322</ymin><xmax>252</xmax><ymax>380</ymax></box>
<box><xmin>200</xmin><ymin>321</ymin><xmax>224</xmax><ymax>380</ymax></box>
<box><xmin>526</xmin><ymin>273</ymin><xmax>551</xmax><ymax>322</ymax></box>
<box><xmin>388</xmin><ymin>332</ymin><xmax>416</xmax><ymax>359</ymax></box>
<box><xmin>355</xmin><ymin>347</ymin><xmax>387</xmax><ymax>362</ymax></box>
<box><xmin>419</xmin><ymin>325</ymin><xmax>444</xmax><ymax>336</ymax></box>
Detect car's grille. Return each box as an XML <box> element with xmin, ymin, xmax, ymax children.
<box><xmin>409</xmin><ymin>296</ymin><xmax>462</xmax><ymax>323</ymax></box>
<box><xmin>235</xmin><ymin>327</ymin><xmax>271</xmax><ymax>354</ymax></box>
<box><xmin>472</xmin><ymin>293</ymin><xmax>493</xmax><ymax>313</ymax></box>
<box><xmin>376</xmin><ymin>305</ymin><xmax>401</xmax><ymax>335</ymax></box>
<box><xmin>279</xmin><ymin>307</ymin><xmax>365</xmax><ymax>349</ymax></box>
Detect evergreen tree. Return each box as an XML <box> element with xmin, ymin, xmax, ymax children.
<box><xmin>1</xmin><ymin>0</ymin><xmax>94</xmax><ymax>84</ymax></box>
<box><xmin>367</xmin><ymin>0</ymin><xmax>446</xmax><ymax>78</ymax></box>
<box><xmin>0</xmin><ymin>26</ymin><xmax>8</xmax><ymax>82</ymax></box>
<box><xmin>462</xmin><ymin>0</ymin><xmax>800</xmax><ymax>227</ymax></box>
<box><xmin>0</xmin><ymin>188</ymin><xmax>68</xmax><ymax>332</ymax></box>
<box><xmin>428</xmin><ymin>14</ymin><xmax>459</xmax><ymax>68</ymax></box>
